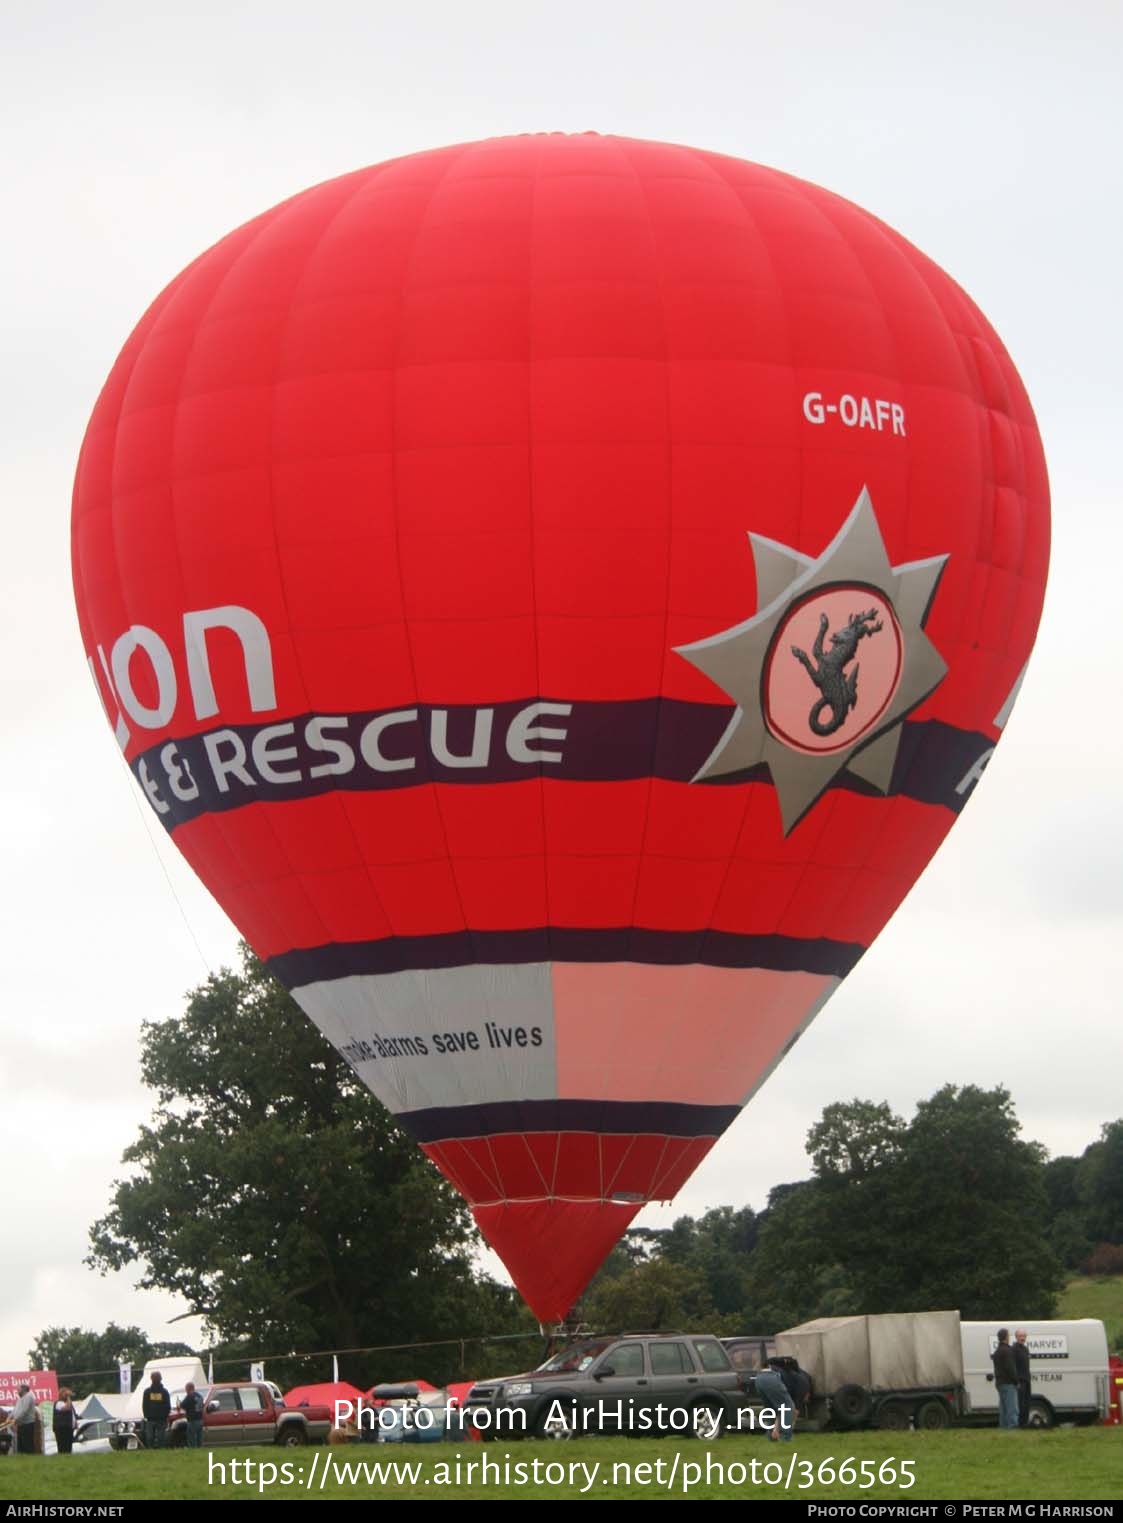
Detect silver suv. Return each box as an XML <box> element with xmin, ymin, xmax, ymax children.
<box><xmin>466</xmin><ymin>1333</ymin><xmax>743</xmax><ymax>1440</ymax></box>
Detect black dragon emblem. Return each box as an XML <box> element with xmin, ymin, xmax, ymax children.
<box><xmin>790</xmin><ymin>608</ymin><xmax>883</xmax><ymax>737</ymax></box>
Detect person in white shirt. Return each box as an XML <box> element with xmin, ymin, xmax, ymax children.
<box><xmin>5</xmin><ymin>1386</ymin><xmax>38</xmax><ymax>1455</ymax></box>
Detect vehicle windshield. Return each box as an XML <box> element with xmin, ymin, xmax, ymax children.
<box><xmin>535</xmin><ymin>1339</ymin><xmax>615</xmax><ymax>1373</ymax></box>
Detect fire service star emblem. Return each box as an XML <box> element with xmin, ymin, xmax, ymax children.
<box><xmin>675</xmin><ymin>487</ymin><xmax>950</xmax><ymax>833</ymax></box>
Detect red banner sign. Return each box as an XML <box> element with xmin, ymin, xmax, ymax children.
<box><xmin>0</xmin><ymin>1371</ymin><xmax>58</xmax><ymax>1404</ymax></box>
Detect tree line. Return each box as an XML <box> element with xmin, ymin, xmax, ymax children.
<box><xmin>35</xmin><ymin>949</ymin><xmax>1117</xmax><ymax>1393</ymax></box>
<box><xmin>583</xmin><ymin>1098</ymin><xmax>1123</xmax><ymax>1341</ymax></box>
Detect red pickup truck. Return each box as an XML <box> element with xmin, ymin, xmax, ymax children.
<box><xmin>168</xmin><ymin>1382</ymin><xmax>332</xmax><ymax>1448</ymax></box>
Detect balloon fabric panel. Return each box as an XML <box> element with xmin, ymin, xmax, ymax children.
<box><xmin>72</xmin><ymin>133</ymin><xmax>1049</xmax><ymax>1321</ymax></box>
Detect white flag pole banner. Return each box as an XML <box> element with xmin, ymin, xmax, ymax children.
<box><xmin>119</xmin><ymin>1363</ymin><xmax>131</xmax><ymax>1396</ymax></box>
<box><xmin>332</xmin><ymin>1355</ymin><xmax>339</xmax><ymax>1383</ymax></box>
<box><xmin>250</xmin><ymin>1363</ymin><xmax>264</xmax><ymax>1384</ymax></box>
<box><xmin>207</xmin><ymin>1354</ymin><xmax>214</xmax><ymax>1384</ymax></box>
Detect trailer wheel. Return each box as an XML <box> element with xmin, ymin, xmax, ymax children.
<box><xmin>875</xmin><ymin>1401</ymin><xmax>911</xmax><ymax>1431</ymax></box>
<box><xmin>1027</xmin><ymin>1399</ymin><xmax>1054</xmax><ymax>1429</ymax></box>
<box><xmin>831</xmin><ymin>1384</ymin><xmax>873</xmax><ymax>1428</ymax></box>
<box><xmin>916</xmin><ymin>1400</ymin><xmax>950</xmax><ymax>1430</ymax></box>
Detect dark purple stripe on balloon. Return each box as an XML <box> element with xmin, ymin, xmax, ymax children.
<box><xmin>397</xmin><ymin>1098</ymin><xmax>741</xmax><ymax>1144</ymax></box>
<box><xmin>269</xmin><ymin>926</ymin><xmax>862</xmax><ymax>988</ymax></box>
<box><xmin>132</xmin><ymin>697</ymin><xmax>995</xmax><ymax>831</ymax></box>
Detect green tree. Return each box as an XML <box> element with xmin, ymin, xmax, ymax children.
<box><xmin>585</xmin><ymin>1207</ymin><xmax>760</xmax><ymax>1328</ymax></box>
<box><xmin>746</xmin><ymin>1180</ymin><xmax>858</xmax><ymax>1330</ymax></box>
<box><xmin>26</xmin><ymin>1325</ymin><xmax>195</xmax><ymax>1398</ymax></box>
<box><xmin>581</xmin><ymin>1258</ymin><xmax>718</xmax><ymax>1331</ymax></box>
<box><xmin>842</xmin><ymin>1085</ymin><xmax>1064</xmax><ymax>1317</ymax></box>
<box><xmin>1047</xmin><ymin>1209</ymin><xmax>1095</xmax><ymax>1271</ymax></box>
<box><xmin>658</xmin><ymin>1205</ymin><xmax>758</xmax><ymax>1317</ymax></box>
<box><xmin>1041</xmin><ymin>1154</ymin><xmax>1093</xmax><ymax>1266</ymax></box>
<box><xmin>750</xmin><ymin>1088</ymin><xmax>1065</xmax><ymax>1327</ymax></box>
<box><xmin>1076</xmin><ymin>1119</ymin><xmax>1123</xmax><ymax>1245</ymax></box>
<box><xmin>87</xmin><ymin>947</ymin><xmax>525</xmax><ymax>1387</ymax></box>
<box><xmin>1042</xmin><ymin>1153</ymin><xmax>1082</xmax><ymax>1219</ymax></box>
<box><xmin>808</xmin><ymin>1100</ymin><xmax>905</xmax><ymax>1179</ymax></box>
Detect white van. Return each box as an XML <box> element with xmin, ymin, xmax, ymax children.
<box><xmin>960</xmin><ymin>1320</ymin><xmax>1110</xmax><ymax>1427</ymax></box>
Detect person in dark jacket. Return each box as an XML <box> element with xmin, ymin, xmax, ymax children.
<box><xmin>52</xmin><ymin>1389</ymin><xmax>79</xmax><ymax>1454</ymax></box>
<box><xmin>1013</xmin><ymin>1329</ymin><xmax>1032</xmax><ymax>1428</ymax></box>
<box><xmin>180</xmin><ymin>1383</ymin><xmax>205</xmax><ymax>1449</ymax></box>
<box><xmin>991</xmin><ymin>1329</ymin><xmax>1019</xmax><ymax>1429</ymax></box>
<box><xmin>142</xmin><ymin>1373</ymin><xmax>171</xmax><ymax>1449</ymax></box>
<box><xmin>778</xmin><ymin>1358</ymin><xmax>812</xmax><ymax>1415</ymax></box>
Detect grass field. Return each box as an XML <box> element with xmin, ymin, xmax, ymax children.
<box><xmin>4</xmin><ymin>1278</ymin><xmax>1115</xmax><ymax>1502</ymax></box>
<box><xmin>0</xmin><ymin>1427</ymin><xmax>1118</xmax><ymax>1502</ymax></box>
<box><xmin>1059</xmin><ymin>1274</ymin><xmax>1123</xmax><ymax>1350</ymax></box>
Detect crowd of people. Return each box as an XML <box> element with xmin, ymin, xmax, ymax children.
<box><xmin>0</xmin><ymin>1385</ymin><xmax>79</xmax><ymax>1454</ymax></box>
<box><xmin>0</xmin><ymin>1372</ymin><xmax>190</xmax><ymax>1456</ymax></box>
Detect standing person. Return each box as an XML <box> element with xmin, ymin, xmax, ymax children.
<box><xmin>142</xmin><ymin>1372</ymin><xmax>171</xmax><ymax>1450</ymax></box>
<box><xmin>52</xmin><ymin>1389</ymin><xmax>79</xmax><ymax>1455</ymax></box>
<box><xmin>180</xmin><ymin>1383</ymin><xmax>205</xmax><ymax>1449</ymax></box>
<box><xmin>1013</xmin><ymin>1329</ymin><xmax>1032</xmax><ymax>1428</ymax></box>
<box><xmin>991</xmin><ymin>1329</ymin><xmax>1020</xmax><ymax>1430</ymax></box>
<box><xmin>755</xmin><ymin>1360</ymin><xmax>796</xmax><ymax>1443</ymax></box>
<box><xmin>7</xmin><ymin>1386</ymin><xmax>38</xmax><ymax>1454</ymax></box>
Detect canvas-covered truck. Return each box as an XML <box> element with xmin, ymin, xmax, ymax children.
<box><xmin>959</xmin><ymin>1320</ymin><xmax>1111</xmax><ymax>1428</ymax></box>
<box><xmin>774</xmin><ymin>1311</ymin><xmax>968</xmax><ymax>1431</ymax></box>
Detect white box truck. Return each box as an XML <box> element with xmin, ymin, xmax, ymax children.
<box><xmin>960</xmin><ymin>1320</ymin><xmax>1110</xmax><ymax>1428</ymax></box>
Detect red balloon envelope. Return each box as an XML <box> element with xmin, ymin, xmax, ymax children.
<box><xmin>71</xmin><ymin>134</ymin><xmax>1050</xmax><ymax>1322</ymax></box>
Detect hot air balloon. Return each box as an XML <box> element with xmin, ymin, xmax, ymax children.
<box><xmin>71</xmin><ymin>133</ymin><xmax>1050</xmax><ymax>1323</ymax></box>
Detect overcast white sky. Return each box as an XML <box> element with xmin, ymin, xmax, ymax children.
<box><xmin>2</xmin><ymin>0</ymin><xmax>1120</xmax><ymax>1375</ymax></box>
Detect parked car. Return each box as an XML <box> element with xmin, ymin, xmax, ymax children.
<box><xmin>167</xmin><ymin>1383</ymin><xmax>332</xmax><ymax>1448</ymax></box>
<box><xmin>465</xmin><ymin>1333</ymin><xmax>744</xmax><ymax>1440</ymax></box>
<box><xmin>720</xmin><ymin>1336</ymin><xmax>778</xmax><ymax>1376</ymax></box>
<box><xmin>74</xmin><ymin>1418</ymin><xmax>138</xmax><ymax>1455</ymax></box>
<box><xmin>110</xmin><ymin>1382</ymin><xmax>332</xmax><ymax>1450</ymax></box>
<box><xmin>370</xmin><ymin>1383</ymin><xmax>449</xmax><ymax>1445</ymax></box>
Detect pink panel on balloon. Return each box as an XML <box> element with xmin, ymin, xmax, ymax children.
<box><xmin>551</xmin><ymin>963</ymin><xmax>835</xmax><ymax>1106</ymax></box>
